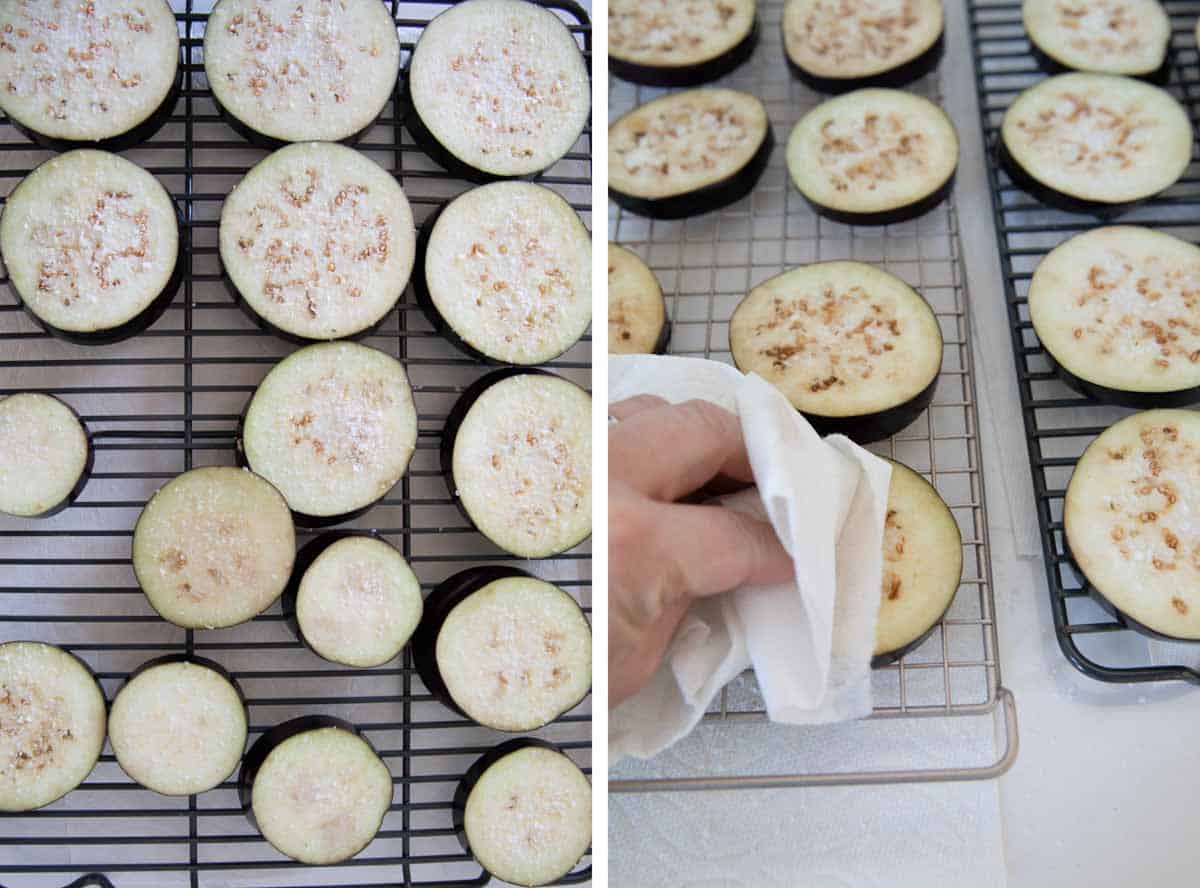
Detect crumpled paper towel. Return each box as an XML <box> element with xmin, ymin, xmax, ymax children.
<box><xmin>610</xmin><ymin>355</ymin><xmax>892</xmax><ymax>760</ymax></box>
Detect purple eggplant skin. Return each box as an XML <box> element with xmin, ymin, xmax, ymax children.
<box><xmin>7</xmin><ymin>64</ymin><xmax>182</xmax><ymax>154</ymax></box>
<box><xmin>871</xmin><ymin>619</ymin><xmax>943</xmax><ymax>669</ymax></box>
<box><xmin>996</xmin><ymin>138</ymin><xmax>1137</xmax><ymax>220</ymax></box>
<box><xmin>803</xmin><ymin>375</ymin><xmax>938</xmax><ymax>445</ymax></box>
<box><xmin>210</xmin><ymin>91</ymin><xmax>379</xmax><ymax>152</ymax></box>
<box><xmin>1028</xmin><ymin>41</ymin><xmax>1170</xmax><ymax>86</ymax></box>
<box><xmin>0</xmin><ymin>395</ymin><xmax>94</xmax><ymax>520</ymax></box>
<box><xmin>799</xmin><ymin>171</ymin><xmax>955</xmax><ymax>227</ymax></box>
<box><xmin>1042</xmin><ymin>348</ymin><xmax>1200</xmax><ymax>410</ymax></box>
<box><xmin>785</xmin><ymin>33</ymin><xmax>945</xmax><ymax>95</ymax></box>
<box><xmin>609</xmin><ymin>126</ymin><xmax>774</xmax><ymax>220</ymax></box>
<box><xmin>609</xmin><ymin>18</ymin><xmax>759</xmax><ymax>87</ymax></box>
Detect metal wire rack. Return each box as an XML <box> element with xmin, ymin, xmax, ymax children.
<box><xmin>608</xmin><ymin>0</ymin><xmax>1016</xmax><ymax>792</ymax></box>
<box><xmin>968</xmin><ymin>0</ymin><xmax>1200</xmax><ymax>685</ymax></box>
<box><xmin>0</xmin><ymin>1</ymin><xmax>591</xmax><ymax>885</ymax></box>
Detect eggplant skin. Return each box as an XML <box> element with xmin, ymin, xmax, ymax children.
<box><xmin>1028</xmin><ymin>41</ymin><xmax>1169</xmax><ymax>85</ymax></box>
<box><xmin>211</xmin><ymin>91</ymin><xmax>376</xmax><ymax>151</ymax></box>
<box><xmin>1045</xmin><ymin>350</ymin><xmax>1200</xmax><ymax>410</ymax></box>
<box><xmin>120</xmin><ymin>654</ymin><xmax>247</xmax><ymax>708</ymax></box>
<box><xmin>871</xmin><ymin>620</ymin><xmax>941</xmax><ymax>668</ymax></box>
<box><xmin>609</xmin><ymin>126</ymin><xmax>775</xmax><ymax>220</ymax></box>
<box><xmin>786</xmin><ymin>33</ymin><xmax>945</xmax><ymax>94</ymax></box>
<box><xmin>799</xmin><ymin>170</ymin><xmax>955</xmax><ymax>227</ymax></box>
<box><xmin>609</xmin><ymin>18</ymin><xmax>760</xmax><ymax>87</ymax></box>
<box><xmin>222</xmin><ymin>268</ymin><xmax>387</xmax><ymax>347</ymax></box>
<box><xmin>996</xmin><ymin>138</ymin><xmax>1137</xmax><ymax>220</ymax></box>
<box><xmin>803</xmin><ymin>374</ymin><xmax>938</xmax><ymax>445</ymax></box>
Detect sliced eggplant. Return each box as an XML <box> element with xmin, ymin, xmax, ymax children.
<box><xmin>406</xmin><ymin>0</ymin><xmax>591</xmax><ymax>180</ymax></box>
<box><xmin>442</xmin><ymin>369</ymin><xmax>591</xmax><ymax>559</ymax></box>
<box><xmin>0</xmin><ymin>0</ymin><xmax>180</xmax><ymax>151</ymax></box>
<box><xmin>1000</xmin><ymin>73</ymin><xmax>1191</xmax><ymax>216</ymax></box>
<box><xmin>1023</xmin><ymin>0</ymin><xmax>1170</xmax><ymax>80</ymax></box>
<box><xmin>608</xmin><ymin>243</ymin><xmax>669</xmax><ymax>355</ymax></box>
<box><xmin>239</xmin><ymin>342</ymin><xmax>418</xmax><ymax>527</ymax></box>
<box><xmin>132</xmin><ymin>466</ymin><xmax>296</xmax><ymax>629</ymax></box>
<box><xmin>0</xmin><ymin>393</ymin><xmax>91</xmax><ymax>519</ymax></box>
<box><xmin>219</xmin><ymin>142</ymin><xmax>415</xmax><ymax>343</ymax></box>
<box><xmin>787</xmin><ymin>88</ymin><xmax>958</xmax><ymax>225</ymax></box>
<box><xmin>1029</xmin><ymin>226</ymin><xmax>1200</xmax><ymax>408</ymax></box>
<box><xmin>108</xmin><ymin>656</ymin><xmax>247</xmax><ymax>796</ymax></box>
<box><xmin>1</xmin><ymin>150</ymin><xmax>182</xmax><ymax>345</ymax></box>
<box><xmin>782</xmin><ymin>0</ymin><xmax>945</xmax><ymax>93</ymax></box>
<box><xmin>1064</xmin><ymin>410</ymin><xmax>1200</xmax><ymax>641</ymax></box>
<box><xmin>608</xmin><ymin>0</ymin><xmax>758</xmax><ymax>87</ymax></box>
<box><xmin>240</xmin><ymin>716</ymin><xmax>393</xmax><ymax>865</ymax></box>
<box><xmin>284</xmin><ymin>532</ymin><xmax>423</xmax><ymax>668</ymax></box>
<box><xmin>415</xmin><ymin>183</ymin><xmax>591</xmax><ymax>365</ymax></box>
<box><xmin>412</xmin><ymin>566</ymin><xmax>591</xmax><ymax>732</ymax></box>
<box><xmin>0</xmin><ymin>641</ymin><xmax>106</xmax><ymax>812</ymax></box>
<box><xmin>609</xmin><ymin>88</ymin><xmax>773</xmax><ymax>219</ymax></box>
<box><xmin>204</xmin><ymin>0</ymin><xmax>400</xmax><ymax>147</ymax></box>
<box><xmin>454</xmin><ymin>739</ymin><xmax>591</xmax><ymax>887</ymax></box>
<box><xmin>729</xmin><ymin>261</ymin><xmax>942</xmax><ymax>443</ymax></box>
<box><xmin>873</xmin><ymin>460</ymin><xmax>962</xmax><ymax>666</ymax></box>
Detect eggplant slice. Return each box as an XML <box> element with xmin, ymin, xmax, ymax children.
<box><xmin>219</xmin><ymin>142</ymin><xmax>415</xmax><ymax>342</ymax></box>
<box><xmin>442</xmin><ymin>370</ymin><xmax>592</xmax><ymax>559</ymax></box>
<box><xmin>406</xmin><ymin>0</ymin><xmax>591</xmax><ymax>180</ymax></box>
<box><xmin>455</xmin><ymin>739</ymin><xmax>591</xmax><ymax>887</ymax></box>
<box><xmin>787</xmin><ymin>88</ymin><xmax>958</xmax><ymax>225</ymax></box>
<box><xmin>239</xmin><ymin>342</ymin><xmax>418</xmax><ymax>527</ymax></box>
<box><xmin>0</xmin><ymin>393</ymin><xmax>91</xmax><ymax>519</ymax></box>
<box><xmin>609</xmin><ymin>88</ymin><xmax>773</xmax><ymax>219</ymax></box>
<box><xmin>608</xmin><ymin>0</ymin><xmax>758</xmax><ymax>87</ymax></box>
<box><xmin>873</xmin><ymin>460</ymin><xmax>962</xmax><ymax>666</ymax></box>
<box><xmin>608</xmin><ymin>243</ymin><xmax>669</xmax><ymax>355</ymax></box>
<box><xmin>204</xmin><ymin>0</ymin><xmax>400</xmax><ymax>146</ymax></box>
<box><xmin>241</xmin><ymin>717</ymin><xmax>393</xmax><ymax>865</ymax></box>
<box><xmin>729</xmin><ymin>261</ymin><xmax>942</xmax><ymax>443</ymax></box>
<box><xmin>416</xmin><ymin>183</ymin><xmax>591</xmax><ymax>365</ymax></box>
<box><xmin>0</xmin><ymin>0</ymin><xmax>180</xmax><ymax>151</ymax></box>
<box><xmin>1023</xmin><ymin>0</ymin><xmax>1170</xmax><ymax>80</ymax></box>
<box><xmin>1029</xmin><ymin>226</ymin><xmax>1200</xmax><ymax>408</ymax></box>
<box><xmin>132</xmin><ymin>466</ymin><xmax>296</xmax><ymax>629</ymax></box>
<box><xmin>782</xmin><ymin>0</ymin><xmax>945</xmax><ymax>93</ymax></box>
<box><xmin>1064</xmin><ymin>410</ymin><xmax>1200</xmax><ymax>641</ymax></box>
<box><xmin>0</xmin><ymin>641</ymin><xmax>106</xmax><ymax>812</ymax></box>
<box><xmin>1000</xmin><ymin>73</ymin><xmax>1191</xmax><ymax>215</ymax></box>
<box><xmin>413</xmin><ymin>566</ymin><xmax>591</xmax><ymax>732</ymax></box>
<box><xmin>1</xmin><ymin>150</ymin><xmax>181</xmax><ymax>345</ymax></box>
<box><xmin>108</xmin><ymin>656</ymin><xmax>247</xmax><ymax>796</ymax></box>
<box><xmin>287</xmin><ymin>532</ymin><xmax>423</xmax><ymax>668</ymax></box>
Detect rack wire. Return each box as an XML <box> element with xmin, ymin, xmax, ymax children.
<box><xmin>968</xmin><ymin>0</ymin><xmax>1200</xmax><ymax>685</ymax></box>
<box><xmin>0</xmin><ymin>1</ymin><xmax>592</xmax><ymax>885</ymax></box>
<box><xmin>608</xmin><ymin>0</ymin><xmax>1016</xmax><ymax>792</ymax></box>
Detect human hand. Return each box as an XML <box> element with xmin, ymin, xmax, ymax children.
<box><xmin>608</xmin><ymin>396</ymin><xmax>793</xmax><ymax>708</ymax></box>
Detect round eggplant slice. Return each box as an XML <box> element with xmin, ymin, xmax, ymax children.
<box><xmin>1023</xmin><ymin>0</ymin><xmax>1170</xmax><ymax>79</ymax></box>
<box><xmin>204</xmin><ymin>0</ymin><xmax>400</xmax><ymax>147</ymax></box>
<box><xmin>413</xmin><ymin>567</ymin><xmax>591</xmax><ymax>732</ymax></box>
<box><xmin>1064</xmin><ymin>410</ymin><xmax>1200</xmax><ymax>641</ymax></box>
<box><xmin>609</xmin><ymin>88</ymin><xmax>773</xmax><ymax>219</ymax></box>
<box><xmin>1029</xmin><ymin>227</ymin><xmax>1200</xmax><ymax>408</ymax></box>
<box><xmin>219</xmin><ymin>143</ymin><xmax>415</xmax><ymax>342</ymax></box>
<box><xmin>608</xmin><ymin>243</ymin><xmax>669</xmax><ymax>355</ymax></box>
<box><xmin>108</xmin><ymin>656</ymin><xmax>247</xmax><ymax>796</ymax></box>
<box><xmin>873</xmin><ymin>460</ymin><xmax>962</xmax><ymax>666</ymax></box>
<box><xmin>0</xmin><ymin>150</ymin><xmax>181</xmax><ymax>344</ymax></box>
<box><xmin>0</xmin><ymin>641</ymin><xmax>106</xmax><ymax>812</ymax></box>
<box><xmin>406</xmin><ymin>0</ymin><xmax>591</xmax><ymax>180</ymax></box>
<box><xmin>729</xmin><ymin>261</ymin><xmax>942</xmax><ymax>443</ymax></box>
<box><xmin>240</xmin><ymin>342</ymin><xmax>418</xmax><ymax>526</ymax></box>
<box><xmin>455</xmin><ymin>739</ymin><xmax>591</xmax><ymax>887</ymax></box>
<box><xmin>608</xmin><ymin>0</ymin><xmax>758</xmax><ymax>87</ymax></box>
<box><xmin>787</xmin><ymin>88</ymin><xmax>958</xmax><ymax>225</ymax></box>
<box><xmin>286</xmin><ymin>533</ymin><xmax>423</xmax><ymax>668</ymax></box>
<box><xmin>417</xmin><ymin>183</ymin><xmax>591</xmax><ymax>365</ymax></box>
<box><xmin>443</xmin><ymin>370</ymin><xmax>591</xmax><ymax>559</ymax></box>
<box><xmin>0</xmin><ymin>393</ymin><xmax>91</xmax><ymax>519</ymax></box>
<box><xmin>132</xmin><ymin>466</ymin><xmax>296</xmax><ymax>629</ymax></box>
<box><xmin>241</xmin><ymin>717</ymin><xmax>393</xmax><ymax>865</ymax></box>
<box><xmin>1000</xmin><ymin>74</ymin><xmax>1190</xmax><ymax>215</ymax></box>
<box><xmin>782</xmin><ymin>0</ymin><xmax>945</xmax><ymax>93</ymax></box>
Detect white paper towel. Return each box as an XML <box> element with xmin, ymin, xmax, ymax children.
<box><xmin>609</xmin><ymin>355</ymin><xmax>892</xmax><ymax>759</ymax></box>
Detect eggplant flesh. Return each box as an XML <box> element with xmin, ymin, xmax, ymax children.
<box><xmin>787</xmin><ymin>33</ymin><xmax>945</xmax><ymax>94</ymax></box>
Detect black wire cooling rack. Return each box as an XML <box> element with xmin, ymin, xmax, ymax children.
<box><xmin>0</xmin><ymin>2</ymin><xmax>592</xmax><ymax>885</ymax></box>
<box><xmin>968</xmin><ymin>0</ymin><xmax>1200</xmax><ymax>685</ymax></box>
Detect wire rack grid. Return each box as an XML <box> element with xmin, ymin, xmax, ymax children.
<box><xmin>0</xmin><ymin>1</ymin><xmax>592</xmax><ymax>886</ymax></box>
<box><xmin>608</xmin><ymin>0</ymin><xmax>1016</xmax><ymax>792</ymax></box>
<box><xmin>968</xmin><ymin>0</ymin><xmax>1200</xmax><ymax>685</ymax></box>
